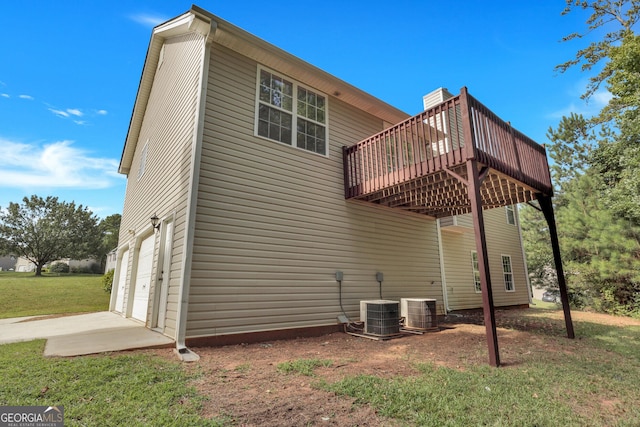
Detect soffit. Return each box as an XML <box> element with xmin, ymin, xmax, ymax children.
<box><xmin>120</xmin><ymin>6</ymin><xmax>410</xmax><ymax>174</ymax></box>
<box><xmin>193</xmin><ymin>5</ymin><xmax>409</xmax><ymax>125</ymax></box>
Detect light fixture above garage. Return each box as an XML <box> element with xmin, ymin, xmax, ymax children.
<box><xmin>150</xmin><ymin>214</ymin><xmax>160</xmax><ymax>232</ymax></box>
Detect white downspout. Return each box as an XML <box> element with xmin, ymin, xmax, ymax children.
<box><xmin>175</xmin><ymin>20</ymin><xmax>215</xmax><ymax>361</ymax></box>
<box><xmin>436</xmin><ymin>219</ymin><xmax>450</xmax><ymax>313</ymax></box>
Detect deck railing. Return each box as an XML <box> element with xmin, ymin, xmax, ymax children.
<box><xmin>343</xmin><ymin>88</ymin><xmax>553</xmax><ymax>199</ymax></box>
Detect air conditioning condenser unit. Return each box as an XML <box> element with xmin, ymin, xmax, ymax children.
<box><xmin>401</xmin><ymin>298</ymin><xmax>438</xmax><ymax>331</ymax></box>
<box><xmin>360</xmin><ymin>300</ymin><xmax>400</xmax><ymax>337</ymax></box>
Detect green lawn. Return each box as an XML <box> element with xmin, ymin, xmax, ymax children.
<box><xmin>0</xmin><ymin>272</ymin><xmax>110</xmax><ymax>318</ymax></box>
<box><xmin>530</xmin><ymin>298</ymin><xmax>559</xmax><ymax>309</ymax></box>
<box><xmin>2</xmin><ymin>272</ymin><xmax>640</xmax><ymax>425</ymax></box>
<box><xmin>0</xmin><ymin>272</ymin><xmax>227</xmax><ymax>426</ymax></box>
<box><xmin>321</xmin><ymin>312</ymin><xmax>640</xmax><ymax>426</ymax></box>
<box><xmin>0</xmin><ymin>340</ymin><xmax>226</xmax><ymax>426</ymax></box>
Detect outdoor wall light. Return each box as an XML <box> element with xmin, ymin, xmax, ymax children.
<box><xmin>150</xmin><ymin>214</ymin><xmax>160</xmax><ymax>232</ymax></box>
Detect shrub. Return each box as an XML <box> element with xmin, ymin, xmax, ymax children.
<box><xmin>49</xmin><ymin>262</ymin><xmax>70</xmax><ymax>273</ymax></box>
<box><xmin>102</xmin><ymin>269</ymin><xmax>115</xmax><ymax>293</ymax></box>
<box><xmin>71</xmin><ymin>262</ymin><xmax>101</xmax><ymax>274</ymax></box>
<box><xmin>90</xmin><ymin>262</ymin><xmax>103</xmax><ymax>274</ymax></box>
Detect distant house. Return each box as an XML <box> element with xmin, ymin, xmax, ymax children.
<box><xmin>14</xmin><ymin>257</ymin><xmax>99</xmax><ymax>273</ymax></box>
<box><xmin>0</xmin><ymin>256</ymin><xmax>17</xmax><ymax>271</ymax></box>
<box><xmin>105</xmin><ymin>249</ymin><xmax>117</xmax><ymax>272</ymax></box>
<box><xmin>14</xmin><ymin>257</ymin><xmax>35</xmax><ymax>273</ymax></box>
<box><xmin>110</xmin><ymin>6</ymin><xmax>565</xmax><ymax>362</ymax></box>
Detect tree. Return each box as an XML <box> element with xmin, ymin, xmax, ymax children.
<box><xmin>557</xmin><ymin>2</ymin><xmax>640</xmax><ymax>224</ymax></box>
<box><xmin>592</xmin><ymin>33</ymin><xmax>640</xmax><ymax>223</ymax></box>
<box><xmin>519</xmin><ymin>203</ymin><xmax>556</xmax><ymax>291</ymax></box>
<box><xmin>556</xmin><ymin>173</ymin><xmax>640</xmax><ymax>314</ymax></box>
<box><xmin>99</xmin><ymin>214</ymin><xmax>121</xmax><ymax>253</ymax></box>
<box><xmin>556</xmin><ymin>0</ymin><xmax>640</xmax><ymax>101</ymax></box>
<box><xmin>521</xmin><ymin>0</ymin><xmax>640</xmax><ymax>316</ymax></box>
<box><xmin>0</xmin><ymin>195</ymin><xmax>102</xmax><ymax>276</ymax></box>
<box><xmin>97</xmin><ymin>213</ymin><xmax>121</xmax><ymax>272</ymax></box>
<box><xmin>546</xmin><ymin>112</ymin><xmax>595</xmax><ymax>189</ymax></box>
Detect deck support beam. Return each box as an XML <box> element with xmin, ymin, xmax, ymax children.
<box><xmin>467</xmin><ymin>159</ymin><xmax>500</xmax><ymax>367</ymax></box>
<box><xmin>536</xmin><ymin>194</ymin><xmax>575</xmax><ymax>339</ymax></box>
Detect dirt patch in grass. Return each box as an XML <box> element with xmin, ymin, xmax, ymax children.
<box><xmin>145</xmin><ymin>308</ymin><xmax>639</xmax><ymax>426</ymax></box>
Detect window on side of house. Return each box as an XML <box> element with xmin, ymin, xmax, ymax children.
<box><xmin>137</xmin><ymin>140</ymin><xmax>148</xmax><ymax>180</ymax></box>
<box><xmin>502</xmin><ymin>255</ymin><xmax>515</xmax><ymax>291</ymax></box>
<box><xmin>506</xmin><ymin>205</ymin><xmax>516</xmax><ymax>225</ymax></box>
<box><xmin>471</xmin><ymin>251</ymin><xmax>482</xmax><ymax>293</ymax></box>
<box><xmin>255</xmin><ymin>66</ymin><xmax>327</xmax><ymax>156</ymax></box>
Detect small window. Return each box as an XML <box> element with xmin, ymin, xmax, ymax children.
<box><xmin>157</xmin><ymin>44</ymin><xmax>165</xmax><ymax>71</ymax></box>
<box><xmin>505</xmin><ymin>205</ymin><xmax>516</xmax><ymax>225</ymax></box>
<box><xmin>471</xmin><ymin>251</ymin><xmax>482</xmax><ymax>293</ymax></box>
<box><xmin>137</xmin><ymin>140</ymin><xmax>148</xmax><ymax>180</ymax></box>
<box><xmin>255</xmin><ymin>66</ymin><xmax>327</xmax><ymax>156</ymax></box>
<box><xmin>502</xmin><ymin>255</ymin><xmax>515</xmax><ymax>291</ymax></box>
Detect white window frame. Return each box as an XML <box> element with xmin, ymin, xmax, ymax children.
<box><xmin>137</xmin><ymin>140</ymin><xmax>148</xmax><ymax>181</ymax></box>
<box><xmin>254</xmin><ymin>65</ymin><xmax>329</xmax><ymax>157</ymax></box>
<box><xmin>157</xmin><ymin>44</ymin><xmax>165</xmax><ymax>71</ymax></box>
<box><xmin>471</xmin><ymin>251</ymin><xmax>482</xmax><ymax>293</ymax></box>
<box><xmin>502</xmin><ymin>254</ymin><xmax>515</xmax><ymax>292</ymax></box>
<box><xmin>505</xmin><ymin>205</ymin><xmax>516</xmax><ymax>225</ymax></box>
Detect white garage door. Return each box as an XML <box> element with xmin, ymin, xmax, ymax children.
<box><xmin>131</xmin><ymin>235</ymin><xmax>154</xmax><ymax>322</ymax></box>
<box><xmin>114</xmin><ymin>249</ymin><xmax>129</xmax><ymax>313</ymax></box>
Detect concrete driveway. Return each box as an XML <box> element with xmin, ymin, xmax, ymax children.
<box><xmin>0</xmin><ymin>311</ymin><xmax>174</xmax><ymax>356</ymax></box>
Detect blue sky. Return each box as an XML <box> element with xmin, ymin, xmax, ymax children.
<box><xmin>0</xmin><ymin>1</ymin><xmax>605</xmax><ymax>218</ymax></box>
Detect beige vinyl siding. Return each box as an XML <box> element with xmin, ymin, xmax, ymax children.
<box><xmin>186</xmin><ymin>43</ymin><xmax>442</xmax><ymax>338</ymax></box>
<box><xmin>117</xmin><ymin>31</ymin><xmax>206</xmax><ymax>336</ymax></box>
<box><xmin>441</xmin><ymin>207</ymin><xmax>529</xmax><ymax>310</ymax></box>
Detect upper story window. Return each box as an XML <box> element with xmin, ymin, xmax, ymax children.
<box><xmin>137</xmin><ymin>140</ymin><xmax>148</xmax><ymax>180</ymax></box>
<box><xmin>255</xmin><ymin>66</ymin><xmax>328</xmax><ymax>156</ymax></box>
<box><xmin>471</xmin><ymin>251</ymin><xmax>481</xmax><ymax>293</ymax></box>
<box><xmin>505</xmin><ymin>205</ymin><xmax>516</xmax><ymax>225</ymax></box>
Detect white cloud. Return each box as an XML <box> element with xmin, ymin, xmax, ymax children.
<box><xmin>67</xmin><ymin>108</ymin><xmax>83</xmax><ymax>117</ymax></box>
<box><xmin>49</xmin><ymin>108</ymin><xmax>70</xmax><ymax>118</ymax></box>
<box><xmin>590</xmin><ymin>90</ymin><xmax>613</xmax><ymax>107</ymax></box>
<box><xmin>1</xmin><ymin>94</ymin><xmax>9</xmax><ymax>98</ymax></box>
<box><xmin>129</xmin><ymin>13</ymin><xmax>167</xmax><ymax>27</ymax></box>
<box><xmin>19</xmin><ymin>94</ymin><xmax>34</xmax><ymax>100</ymax></box>
<box><xmin>547</xmin><ymin>79</ymin><xmax>612</xmax><ymax>120</ymax></box>
<box><xmin>0</xmin><ymin>138</ymin><xmax>122</xmax><ymax>190</ymax></box>
<box><xmin>48</xmin><ymin>106</ymin><xmax>105</xmax><ymax>124</ymax></box>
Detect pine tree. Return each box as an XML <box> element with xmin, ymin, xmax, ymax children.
<box><xmin>556</xmin><ymin>173</ymin><xmax>640</xmax><ymax>315</ymax></box>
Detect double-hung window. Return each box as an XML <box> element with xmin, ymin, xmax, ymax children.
<box><xmin>505</xmin><ymin>205</ymin><xmax>516</xmax><ymax>225</ymax></box>
<box><xmin>256</xmin><ymin>67</ymin><xmax>327</xmax><ymax>156</ymax></box>
<box><xmin>502</xmin><ymin>255</ymin><xmax>515</xmax><ymax>291</ymax></box>
<box><xmin>471</xmin><ymin>251</ymin><xmax>482</xmax><ymax>293</ymax></box>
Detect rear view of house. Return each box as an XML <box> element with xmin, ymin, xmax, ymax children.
<box><xmin>110</xmin><ymin>5</ymin><xmax>571</xmax><ymax>366</ymax></box>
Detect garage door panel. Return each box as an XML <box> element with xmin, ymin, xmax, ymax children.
<box><xmin>114</xmin><ymin>249</ymin><xmax>129</xmax><ymax>313</ymax></box>
<box><xmin>132</xmin><ymin>236</ymin><xmax>154</xmax><ymax>322</ymax></box>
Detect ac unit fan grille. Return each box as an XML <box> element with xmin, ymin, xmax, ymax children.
<box><xmin>405</xmin><ymin>300</ymin><xmax>437</xmax><ymax>330</ymax></box>
<box><xmin>364</xmin><ymin>302</ymin><xmax>400</xmax><ymax>336</ymax></box>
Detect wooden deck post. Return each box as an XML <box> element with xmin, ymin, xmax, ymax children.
<box><xmin>536</xmin><ymin>194</ymin><xmax>575</xmax><ymax>339</ymax></box>
<box><xmin>467</xmin><ymin>159</ymin><xmax>500</xmax><ymax>367</ymax></box>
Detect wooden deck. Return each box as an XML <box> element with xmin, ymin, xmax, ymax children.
<box><xmin>343</xmin><ymin>88</ymin><xmax>553</xmax><ymax>217</ymax></box>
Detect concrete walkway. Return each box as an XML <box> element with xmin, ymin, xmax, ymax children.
<box><xmin>0</xmin><ymin>311</ymin><xmax>174</xmax><ymax>356</ymax></box>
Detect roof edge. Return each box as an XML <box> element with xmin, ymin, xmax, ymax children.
<box><xmin>118</xmin><ymin>9</ymin><xmax>214</xmax><ymax>175</ymax></box>
<box><xmin>119</xmin><ymin>5</ymin><xmax>410</xmax><ymax>174</ymax></box>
